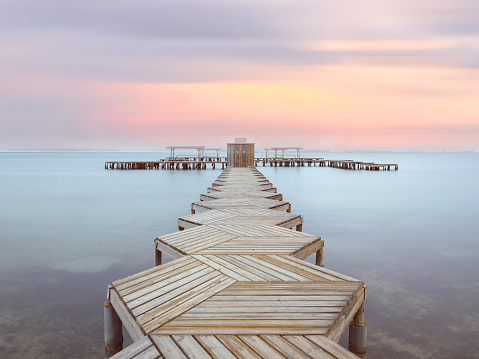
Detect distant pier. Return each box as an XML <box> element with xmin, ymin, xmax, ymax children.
<box><xmin>105</xmin><ymin>158</ymin><xmax>398</xmax><ymax>171</ymax></box>
<box><xmin>105</xmin><ymin>144</ymin><xmax>397</xmax><ymax>171</ymax></box>
<box><xmin>105</xmin><ymin>158</ymin><xmax>226</xmax><ymax>170</ymax></box>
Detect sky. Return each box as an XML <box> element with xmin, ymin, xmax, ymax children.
<box><xmin>1</xmin><ymin>0</ymin><xmax>478</xmax><ymax>151</ymax></box>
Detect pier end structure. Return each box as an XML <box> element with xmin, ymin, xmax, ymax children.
<box><xmin>227</xmin><ymin>138</ymin><xmax>255</xmax><ymax>167</ymax></box>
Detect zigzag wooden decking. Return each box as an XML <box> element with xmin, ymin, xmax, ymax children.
<box><xmin>106</xmin><ymin>167</ymin><xmax>367</xmax><ymax>358</ymax></box>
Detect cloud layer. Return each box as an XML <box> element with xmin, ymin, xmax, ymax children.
<box><xmin>1</xmin><ymin>0</ymin><xmax>478</xmax><ymax>150</ymax></box>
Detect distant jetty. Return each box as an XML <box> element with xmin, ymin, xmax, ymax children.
<box><xmin>105</xmin><ymin>144</ymin><xmax>398</xmax><ymax>171</ymax></box>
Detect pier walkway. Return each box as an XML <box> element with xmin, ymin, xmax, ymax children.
<box><xmin>105</xmin><ymin>167</ymin><xmax>367</xmax><ymax>359</ymax></box>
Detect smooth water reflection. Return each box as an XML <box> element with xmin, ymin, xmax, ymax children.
<box><xmin>0</xmin><ymin>152</ymin><xmax>478</xmax><ymax>358</ymax></box>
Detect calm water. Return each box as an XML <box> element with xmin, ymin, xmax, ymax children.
<box><xmin>0</xmin><ymin>152</ymin><xmax>478</xmax><ymax>358</ymax></box>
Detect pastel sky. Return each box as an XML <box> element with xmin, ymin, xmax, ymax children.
<box><xmin>1</xmin><ymin>0</ymin><xmax>478</xmax><ymax>151</ymax></box>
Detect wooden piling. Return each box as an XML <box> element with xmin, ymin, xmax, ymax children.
<box><xmin>316</xmin><ymin>247</ymin><xmax>324</xmax><ymax>267</ymax></box>
<box><xmin>104</xmin><ymin>300</ymin><xmax>123</xmax><ymax>358</ymax></box>
<box><xmin>154</xmin><ymin>248</ymin><xmax>162</xmax><ymax>266</ymax></box>
<box><xmin>349</xmin><ymin>302</ymin><xmax>367</xmax><ymax>358</ymax></box>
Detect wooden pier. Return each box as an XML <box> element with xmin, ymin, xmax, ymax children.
<box><xmin>105</xmin><ymin>158</ymin><xmax>227</xmax><ymax>170</ymax></box>
<box><xmin>105</xmin><ymin>158</ymin><xmax>397</xmax><ymax>171</ymax></box>
<box><xmin>105</xmin><ymin>167</ymin><xmax>368</xmax><ymax>359</ymax></box>
<box><xmin>255</xmin><ymin>158</ymin><xmax>398</xmax><ymax>170</ymax></box>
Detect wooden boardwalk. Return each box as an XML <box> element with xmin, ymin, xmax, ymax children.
<box><xmin>106</xmin><ymin>167</ymin><xmax>367</xmax><ymax>358</ymax></box>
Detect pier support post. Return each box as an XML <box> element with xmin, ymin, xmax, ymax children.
<box><xmin>104</xmin><ymin>300</ymin><xmax>123</xmax><ymax>358</ymax></box>
<box><xmin>315</xmin><ymin>247</ymin><xmax>323</xmax><ymax>267</ymax></box>
<box><xmin>296</xmin><ymin>223</ymin><xmax>303</xmax><ymax>232</ymax></box>
<box><xmin>349</xmin><ymin>302</ymin><xmax>367</xmax><ymax>358</ymax></box>
<box><xmin>287</xmin><ymin>204</ymin><xmax>291</xmax><ymax>213</ymax></box>
<box><xmin>155</xmin><ymin>248</ymin><xmax>162</xmax><ymax>266</ymax></box>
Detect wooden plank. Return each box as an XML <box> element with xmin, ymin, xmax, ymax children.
<box><xmin>135</xmin><ymin>345</ymin><xmax>163</xmax><ymax>359</ymax></box>
<box><xmin>113</xmin><ymin>256</ymin><xmax>195</xmax><ymax>289</ymax></box>
<box><xmin>161</xmin><ymin>319</ymin><xmax>333</xmax><ymax>328</ymax></box>
<box><xmin>155</xmin><ymin>241</ymin><xmax>186</xmax><ymax>259</ymax></box>
<box><xmin>215</xmin><ymin>335</ymin><xmax>263</xmax><ymax>359</ymax></box>
<box><xmin>150</xmin><ymin>335</ymin><xmax>187</xmax><ymax>359</ymax></box>
<box><xmin>282</xmin><ymin>255</ymin><xmax>362</xmax><ymax>282</ymax></box>
<box><xmin>134</xmin><ymin>270</ymin><xmax>223</xmax><ymax>319</ymax></box>
<box><xmin>180</xmin><ymin>233</ymin><xmax>237</xmax><ymax>253</ymax></box>
<box><xmin>208</xmin><ymin>295</ymin><xmax>351</xmax><ymax>301</ymax></box>
<box><xmin>259</xmin><ymin>335</ymin><xmax>312</xmax><ymax>359</ymax></box>
<box><xmin>178</xmin><ymin>312</ymin><xmax>338</xmax><ymax>320</ymax></box>
<box><xmin>326</xmin><ymin>286</ymin><xmax>366</xmax><ymax>342</ymax></box>
<box><xmin>120</xmin><ymin>261</ymin><xmax>203</xmax><ymax>298</ymax></box>
<box><xmin>192</xmin><ymin>255</ymin><xmax>251</xmax><ymax>281</ymax></box>
<box><xmin>221</xmin><ymin>281</ymin><xmax>362</xmax><ymax>294</ymax></box>
<box><xmin>216</xmin><ymin>255</ymin><xmax>285</xmax><ymax>281</ymax></box>
<box><xmin>194</xmin><ymin>335</ymin><xmax>238</xmax><ymax>359</ymax></box>
<box><xmin>252</xmin><ymin>255</ymin><xmax>336</xmax><ymax>282</ymax></box>
<box><xmin>152</xmin><ymin>327</ymin><xmax>328</xmax><ymax>335</ymax></box>
<box><xmin>291</xmin><ymin>238</ymin><xmax>324</xmax><ymax>259</ymax></box>
<box><xmin>306</xmin><ymin>335</ymin><xmax>361</xmax><ymax>358</ymax></box>
<box><xmin>125</xmin><ymin>265</ymin><xmax>213</xmax><ymax>306</ymax></box>
<box><xmin>109</xmin><ymin>336</ymin><xmax>154</xmax><ymax>359</ymax></box>
<box><xmin>199</xmin><ymin>255</ymin><xmax>267</xmax><ymax>281</ymax></box>
<box><xmin>198</xmin><ymin>300</ymin><xmax>347</xmax><ymax>308</ymax></box>
<box><xmin>237</xmin><ymin>335</ymin><xmax>286</xmax><ymax>359</ymax></box>
<box><xmin>282</xmin><ymin>335</ymin><xmax>334</xmax><ymax>359</ymax></box>
<box><xmin>187</xmin><ymin>305</ymin><xmax>345</xmax><ymax>313</ymax></box>
<box><xmin>222</xmin><ymin>255</ymin><xmax>301</xmax><ymax>281</ymax></box>
<box><xmin>241</xmin><ymin>255</ymin><xmax>310</xmax><ymax>281</ymax></box>
<box><xmin>172</xmin><ymin>335</ymin><xmax>212</xmax><ymax>358</ymax></box>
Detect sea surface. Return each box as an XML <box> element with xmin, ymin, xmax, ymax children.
<box><xmin>0</xmin><ymin>151</ymin><xmax>478</xmax><ymax>358</ymax></box>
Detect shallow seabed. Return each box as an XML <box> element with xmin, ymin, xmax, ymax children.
<box><xmin>0</xmin><ymin>152</ymin><xmax>478</xmax><ymax>358</ymax></box>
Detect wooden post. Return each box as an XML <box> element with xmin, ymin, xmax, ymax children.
<box><xmin>349</xmin><ymin>302</ymin><xmax>367</xmax><ymax>358</ymax></box>
<box><xmin>296</xmin><ymin>223</ymin><xmax>303</xmax><ymax>232</ymax></box>
<box><xmin>315</xmin><ymin>247</ymin><xmax>323</xmax><ymax>267</ymax></box>
<box><xmin>155</xmin><ymin>248</ymin><xmax>162</xmax><ymax>266</ymax></box>
<box><xmin>104</xmin><ymin>300</ymin><xmax>123</xmax><ymax>358</ymax></box>
<box><xmin>287</xmin><ymin>204</ymin><xmax>291</xmax><ymax>213</ymax></box>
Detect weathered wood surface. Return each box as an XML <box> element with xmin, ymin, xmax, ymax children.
<box><xmin>212</xmin><ymin>181</ymin><xmax>273</xmax><ymax>188</ymax></box>
<box><xmin>207</xmin><ymin>185</ymin><xmax>278</xmax><ymax>193</ymax></box>
<box><xmin>110</xmin><ymin>334</ymin><xmax>360</xmax><ymax>359</ymax></box>
<box><xmin>108</xmin><ymin>167</ymin><xmax>365</xmax><ymax>358</ymax></box>
<box><xmin>155</xmin><ymin>225</ymin><xmax>323</xmax><ymax>259</ymax></box>
<box><xmin>178</xmin><ymin>208</ymin><xmax>303</xmax><ymax>230</ymax></box>
<box><xmin>191</xmin><ymin>198</ymin><xmax>291</xmax><ymax>213</ymax></box>
<box><xmin>156</xmin><ymin>225</ymin><xmax>323</xmax><ymax>258</ymax></box>
<box><xmin>200</xmin><ymin>191</ymin><xmax>283</xmax><ymax>201</ymax></box>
